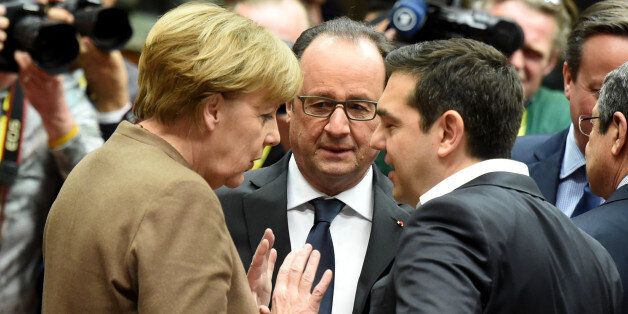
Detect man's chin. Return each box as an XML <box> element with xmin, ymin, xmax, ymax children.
<box><xmin>224</xmin><ymin>173</ymin><xmax>245</xmax><ymax>189</ymax></box>
<box><xmin>315</xmin><ymin>161</ymin><xmax>362</xmax><ymax>178</ymax></box>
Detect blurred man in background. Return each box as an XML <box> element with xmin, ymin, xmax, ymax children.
<box><xmin>480</xmin><ymin>0</ymin><xmax>572</xmax><ymax>135</ymax></box>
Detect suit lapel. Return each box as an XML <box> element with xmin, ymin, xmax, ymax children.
<box><xmin>353</xmin><ymin>168</ymin><xmax>409</xmax><ymax>314</ymax></box>
<box><xmin>242</xmin><ymin>153</ymin><xmax>292</xmax><ymax>282</ymax></box>
<box><xmin>528</xmin><ymin>129</ymin><xmax>569</xmax><ymax>204</ymax></box>
<box><xmin>601</xmin><ymin>184</ymin><xmax>628</xmax><ymax>206</ymax></box>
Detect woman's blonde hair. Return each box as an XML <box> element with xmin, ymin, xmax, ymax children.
<box><xmin>134</xmin><ymin>2</ymin><xmax>303</xmax><ymax>125</ymax></box>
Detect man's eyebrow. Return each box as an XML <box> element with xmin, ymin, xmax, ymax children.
<box><xmin>376</xmin><ymin>108</ymin><xmax>400</xmax><ymax>123</ymax></box>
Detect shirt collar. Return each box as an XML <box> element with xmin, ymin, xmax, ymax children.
<box><xmin>560</xmin><ymin>125</ymin><xmax>587</xmax><ymax>179</ymax></box>
<box><xmin>418</xmin><ymin>159</ymin><xmax>529</xmax><ymax>208</ymax></box>
<box><xmin>617</xmin><ymin>175</ymin><xmax>628</xmax><ymax>190</ymax></box>
<box><xmin>286</xmin><ymin>155</ymin><xmax>374</xmax><ymax>221</ymax></box>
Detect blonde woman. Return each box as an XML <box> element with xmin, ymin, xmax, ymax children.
<box><xmin>42</xmin><ymin>3</ymin><xmax>329</xmax><ymax>313</ymax></box>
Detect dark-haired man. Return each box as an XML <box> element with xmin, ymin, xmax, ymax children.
<box><xmin>369</xmin><ymin>37</ymin><xmax>622</xmax><ymax>313</ymax></box>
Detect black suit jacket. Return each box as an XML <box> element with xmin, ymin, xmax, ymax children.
<box><xmin>511</xmin><ymin>129</ymin><xmax>568</xmax><ymax>204</ymax></box>
<box><xmin>574</xmin><ymin>185</ymin><xmax>628</xmax><ymax>314</ymax></box>
<box><xmin>384</xmin><ymin>172</ymin><xmax>622</xmax><ymax>313</ymax></box>
<box><xmin>216</xmin><ymin>152</ymin><xmax>411</xmax><ymax>314</ymax></box>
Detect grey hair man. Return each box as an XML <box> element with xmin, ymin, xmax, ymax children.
<box><xmin>574</xmin><ymin>60</ymin><xmax>628</xmax><ymax>313</ymax></box>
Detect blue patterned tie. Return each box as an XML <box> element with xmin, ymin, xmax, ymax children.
<box><xmin>306</xmin><ymin>197</ymin><xmax>344</xmax><ymax>314</ymax></box>
<box><xmin>572</xmin><ymin>183</ymin><xmax>601</xmax><ymax>217</ymax></box>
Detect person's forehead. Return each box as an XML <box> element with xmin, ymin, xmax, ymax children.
<box><xmin>489</xmin><ymin>0</ymin><xmax>558</xmax><ymax>50</ymax></box>
<box><xmin>379</xmin><ymin>73</ymin><xmax>416</xmax><ymax>113</ymax></box>
<box><xmin>301</xmin><ymin>35</ymin><xmax>382</xmax><ymax>59</ymax></box>
<box><xmin>579</xmin><ymin>35</ymin><xmax>628</xmax><ymax>84</ymax></box>
<box><xmin>299</xmin><ymin>35</ymin><xmax>386</xmax><ymax>97</ymax></box>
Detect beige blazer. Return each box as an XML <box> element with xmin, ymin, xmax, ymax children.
<box><xmin>43</xmin><ymin>122</ymin><xmax>257</xmax><ymax>313</ymax></box>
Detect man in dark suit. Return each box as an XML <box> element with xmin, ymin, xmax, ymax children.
<box><xmin>573</xmin><ymin>61</ymin><xmax>628</xmax><ymax>313</ymax></box>
<box><xmin>368</xmin><ymin>38</ymin><xmax>623</xmax><ymax>313</ymax></box>
<box><xmin>511</xmin><ymin>0</ymin><xmax>628</xmax><ymax>217</ymax></box>
<box><xmin>217</xmin><ymin>18</ymin><xmax>410</xmax><ymax>314</ymax></box>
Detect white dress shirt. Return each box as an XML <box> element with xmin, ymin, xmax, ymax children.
<box><xmin>617</xmin><ymin>176</ymin><xmax>628</xmax><ymax>190</ymax></box>
<box><xmin>286</xmin><ymin>156</ymin><xmax>373</xmax><ymax>314</ymax></box>
<box><xmin>418</xmin><ymin>159</ymin><xmax>529</xmax><ymax>207</ymax></box>
<box><xmin>556</xmin><ymin>125</ymin><xmax>604</xmax><ymax>216</ymax></box>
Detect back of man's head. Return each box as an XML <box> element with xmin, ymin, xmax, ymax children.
<box><xmin>565</xmin><ymin>0</ymin><xmax>628</xmax><ymax>81</ymax></box>
<box><xmin>597</xmin><ymin>61</ymin><xmax>628</xmax><ymax>134</ymax></box>
<box><xmin>292</xmin><ymin>17</ymin><xmax>394</xmax><ymax>60</ymax></box>
<box><xmin>233</xmin><ymin>0</ymin><xmax>311</xmax><ymax>44</ymax></box>
<box><xmin>385</xmin><ymin>38</ymin><xmax>524</xmax><ymax>160</ymax></box>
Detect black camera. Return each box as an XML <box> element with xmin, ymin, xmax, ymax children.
<box><xmin>388</xmin><ymin>0</ymin><xmax>524</xmax><ymax>57</ymax></box>
<box><xmin>0</xmin><ymin>0</ymin><xmax>133</xmax><ymax>74</ymax></box>
<box><xmin>62</xmin><ymin>0</ymin><xmax>132</xmax><ymax>51</ymax></box>
<box><xmin>0</xmin><ymin>1</ymin><xmax>79</xmax><ymax>73</ymax></box>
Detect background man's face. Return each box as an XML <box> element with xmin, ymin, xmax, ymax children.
<box><xmin>288</xmin><ymin>35</ymin><xmax>385</xmax><ymax>193</ymax></box>
<box><xmin>489</xmin><ymin>0</ymin><xmax>558</xmax><ymax>101</ymax></box>
<box><xmin>565</xmin><ymin>34</ymin><xmax>628</xmax><ymax>152</ymax></box>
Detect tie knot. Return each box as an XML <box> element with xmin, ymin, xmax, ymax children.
<box><xmin>310</xmin><ymin>198</ymin><xmax>344</xmax><ymax>223</ymax></box>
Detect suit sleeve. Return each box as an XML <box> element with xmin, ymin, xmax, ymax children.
<box><xmin>394</xmin><ymin>196</ymin><xmax>492</xmax><ymax>313</ymax></box>
<box><xmin>128</xmin><ymin>180</ymin><xmax>245</xmax><ymax>313</ymax></box>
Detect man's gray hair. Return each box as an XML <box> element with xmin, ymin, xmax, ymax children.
<box><xmin>598</xmin><ymin>61</ymin><xmax>628</xmax><ymax>134</ymax></box>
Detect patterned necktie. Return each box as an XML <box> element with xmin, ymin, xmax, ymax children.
<box><xmin>572</xmin><ymin>183</ymin><xmax>601</xmax><ymax>217</ymax></box>
<box><xmin>306</xmin><ymin>197</ymin><xmax>344</xmax><ymax>314</ymax></box>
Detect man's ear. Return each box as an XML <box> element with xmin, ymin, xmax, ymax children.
<box><xmin>611</xmin><ymin>112</ymin><xmax>628</xmax><ymax>157</ymax></box>
<box><xmin>563</xmin><ymin>62</ymin><xmax>573</xmax><ymax>100</ymax></box>
<box><xmin>203</xmin><ymin>93</ymin><xmax>222</xmax><ymax>132</ymax></box>
<box><xmin>286</xmin><ymin>99</ymin><xmax>295</xmax><ymax>122</ymax></box>
<box><xmin>436</xmin><ymin>110</ymin><xmax>464</xmax><ymax>158</ymax></box>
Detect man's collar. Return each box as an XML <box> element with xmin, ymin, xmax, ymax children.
<box><xmin>286</xmin><ymin>155</ymin><xmax>374</xmax><ymax>221</ymax></box>
<box><xmin>418</xmin><ymin>159</ymin><xmax>529</xmax><ymax>208</ymax></box>
<box><xmin>560</xmin><ymin>125</ymin><xmax>586</xmax><ymax>180</ymax></box>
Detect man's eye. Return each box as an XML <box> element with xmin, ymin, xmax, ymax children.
<box><xmin>261</xmin><ymin>113</ymin><xmax>274</xmax><ymax>122</ymax></box>
<box><xmin>311</xmin><ymin>101</ymin><xmax>334</xmax><ymax>109</ymax></box>
<box><xmin>348</xmin><ymin>103</ymin><xmax>370</xmax><ymax>112</ymax></box>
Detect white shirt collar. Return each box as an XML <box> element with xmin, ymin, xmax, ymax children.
<box><xmin>286</xmin><ymin>155</ymin><xmax>374</xmax><ymax>221</ymax></box>
<box><xmin>418</xmin><ymin>158</ymin><xmax>529</xmax><ymax>208</ymax></box>
<box><xmin>560</xmin><ymin>125</ymin><xmax>587</xmax><ymax>180</ymax></box>
<box><xmin>617</xmin><ymin>175</ymin><xmax>628</xmax><ymax>190</ymax></box>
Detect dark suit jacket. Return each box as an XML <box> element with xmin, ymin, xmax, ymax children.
<box><xmin>387</xmin><ymin>172</ymin><xmax>623</xmax><ymax>313</ymax></box>
<box><xmin>511</xmin><ymin>129</ymin><xmax>569</xmax><ymax>204</ymax></box>
<box><xmin>216</xmin><ymin>152</ymin><xmax>411</xmax><ymax>314</ymax></box>
<box><xmin>574</xmin><ymin>184</ymin><xmax>628</xmax><ymax>314</ymax></box>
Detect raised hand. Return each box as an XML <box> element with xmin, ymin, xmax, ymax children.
<box><xmin>15</xmin><ymin>51</ymin><xmax>75</xmax><ymax>142</ymax></box>
<box><xmin>248</xmin><ymin>228</ymin><xmax>278</xmax><ymax>308</ymax></box>
<box><xmin>270</xmin><ymin>244</ymin><xmax>332</xmax><ymax>313</ymax></box>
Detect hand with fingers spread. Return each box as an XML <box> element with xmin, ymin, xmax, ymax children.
<box><xmin>248</xmin><ymin>228</ymin><xmax>278</xmax><ymax>308</ymax></box>
<box><xmin>271</xmin><ymin>244</ymin><xmax>333</xmax><ymax>314</ymax></box>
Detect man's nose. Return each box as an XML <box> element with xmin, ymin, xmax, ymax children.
<box><xmin>324</xmin><ymin>106</ymin><xmax>351</xmax><ymax>136</ymax></box>
<box><xmin>509</xmin><ymin>50</ymin><xmax>525</xmax><ymax>73</ymax></box>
